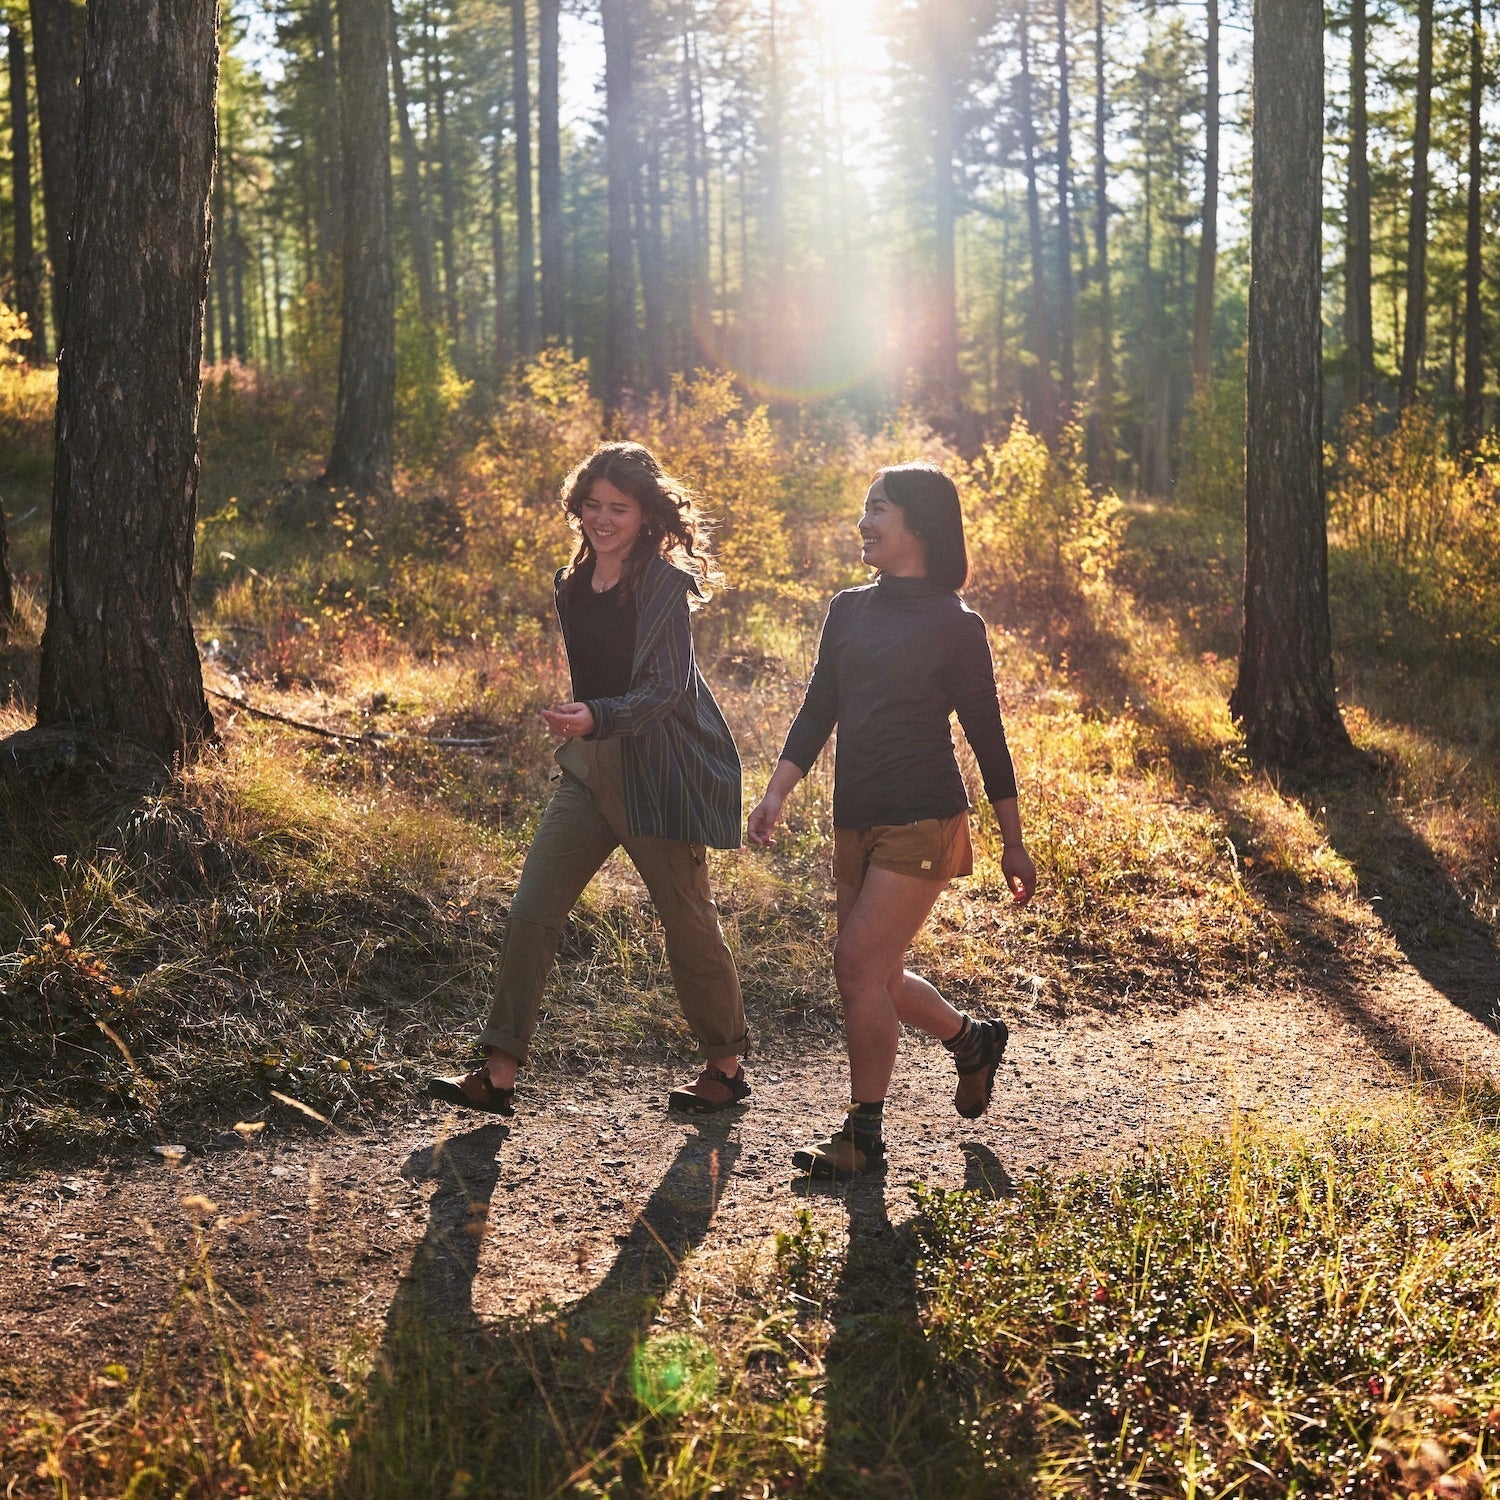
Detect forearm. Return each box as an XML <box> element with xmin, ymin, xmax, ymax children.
<box><xmin>763</xmin><ymin>758</ymin><xmax>806</xmax><ymax>804</ymax></box>
<box><xmin>991</xmin><ymin>796</ymin><xmax>1025</xmax><ymax>848</ymax></box>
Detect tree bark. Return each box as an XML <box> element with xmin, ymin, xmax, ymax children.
<box><xmin>925</xmin><ymin>4</ymin><xmax>961</xmax><ymax>418</ymax></box>
<box><xmin>1398</xmin><ymin>0</ymin><xmax>1432</xmax><ymax>406</ymax></box>
<box><xmin>1055</xmin><ymin>0</ymin><xmax>1076</xmax><ymax>415</ymax></box>
<box><xmin>1230</xmin><ymin>0</ymin><xmax>1346</xmax><ymax>765</ymax></box>
<box><xmin>1344</xmin><ymin>0</ymin><xmax>1374</xmax><ymax>405</ymax></box>
<box><xmin>1462</xmin><ymin>0</ymin><xmax>1484</xmax><ymax>446</ymax></box>
<box><xmin>36</xmin><ymin>0</ymin><xmax>218</xmax><ymax>762</ymax></box>
<box><xmin>431</xmin><ymin>37</ymin><xmax>459</xmax><ymax>340</ymax></box>
<box><xmin>0</xmin><ymin>497</ymin><xmax>14</xmax><ymax>640</ymax></box>
<box><xmin>313</xmin><ymin>0</ymin><xmax>342</xmax><ymax>278</ymax></box>
<box><xmin>764</xmin><ymin>0</ymin><xmax>788</xmax><ymax>388</ymax></box>
<box><xmin>538</xmin><ymin>0</ymin><xmax>564</xmax><ymax>344</ymax></box>
<box><xmin>324</xmin><ymin>0</ymin><xmax>394</xmax><ymax>498</ymax></box>
<box><xmin>28</xmin><ymin>0</ymin><xmax>81</xmax><ymax>340</ymax></box>
<box><xmin>636</xmin><ymin>142</ymin><xmax>670</xmax><ymax>394</ymax></box>
<box><xmin>1191</xmin><ymin>0</ymin><xmax>1219</xmax><ymax>390</ymax></box>
<box><xmin>389</xmin><ymin>0</ymin><xmax>438</xmax><ymax>328</ymax></box>
<box><xmin>1089</xmin><ymin>0</ymin><xmax>1113</xmax><ymax>483</ymax></box>
<box><xmin>1018</xmin><ymin>2</ymin><xmax>1056</xmax><ymax>445</ymax></box>
<box><xmin>601</xmin><ymin>0</ymin><xmax>637</xmax><ymax>409</ymax></box>
<box><xmin>512</xmin><ymin>0</ymin><xmax>537</xmax><ymax>359</ymax></box>
<box><xmin>680</xmin><ymin>20</ymin><xmax>707</xmax><ymax>328</ymax></box>
<box><xmin>491</xmin><ymin>110</ymin><xmax>507</xmax><ymax>380</ymax></box>
<box><xmin>8</xmin><ymin>23</ymin><xmax>46</xmax><ymax>360</ymax></box>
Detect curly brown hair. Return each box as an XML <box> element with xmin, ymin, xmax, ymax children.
<box><xmin>559</xmin><ymin>442</ymin><xmax>723</xmax><ymax>602</ymax></box>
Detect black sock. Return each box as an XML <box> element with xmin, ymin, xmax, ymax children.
<box><xmin>943</xmin><ymin>1014</ymin><xmax>982</xmax><ymax>1065</ymax></box>
<box><xmin>847</xmin><ymin>1100</ymin><xmax>884</xmax><ymax>1147</ymax></box>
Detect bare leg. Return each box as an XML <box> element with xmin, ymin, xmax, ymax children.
<box><xmin>833</xmin><ymin>869</ymin><xmax>947</xmax><ymax>1102</ymax></box>
<box><xmin>889</xmin><ymin>968</ymin><xmax>963</xmax><ymax>1041</ymax></box>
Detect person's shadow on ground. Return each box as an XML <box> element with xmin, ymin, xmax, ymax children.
<box><xmin>337</xmin><ymin>1116</ymin><xmax>739</xmax><ymax>1499</ymax></box>
<box><xmin>804</xmin><ymin>1142</ymin><xmax>1017</xmax><ymax>1498</ymax></box>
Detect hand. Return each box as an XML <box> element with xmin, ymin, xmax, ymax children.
<box><xmin>542</xmin><ymin>702</ymin><xmax>596</xmax><ymax>739</ymax></box>
<box><xmin>746</xmin><ymin>792</ymin><xmax>784</xmax><ymax>846</ymax></box>
<box><xmin>1001</xmin><ymin>844</ymin><xmax>1037</xmax><ymax>907</ymax></box>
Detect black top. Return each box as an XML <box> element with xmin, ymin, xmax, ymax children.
<box><xmin>779</xmin><ymin>574</ymin><xmax>1019</xmax><ymax>829</ymax></box>
<box><xmin>561</xmin><ymin>564</ymin><xmax>638</xmax><ymax>704</ymax></box>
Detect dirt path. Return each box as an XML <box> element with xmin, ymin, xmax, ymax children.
<box><xmin>3</xmin><ymin>961</ymin><xmax>1498</xmax><ymax>1408</ymax></box>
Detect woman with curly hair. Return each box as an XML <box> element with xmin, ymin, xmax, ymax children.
<box><xmin>429</xmin><ymin>442</ymin><xmax>750</xmax><ymax>1117</ymax></box>
<box><xmin>748</xmin><ymin>461</ymin><xmax>1036</xmax><ymax>1179</ymax></box>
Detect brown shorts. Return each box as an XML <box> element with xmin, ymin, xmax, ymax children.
<box><xmin>833</xmin><ymin>812</ymin><xmax>974</xmax><ymax>892</ymax></box>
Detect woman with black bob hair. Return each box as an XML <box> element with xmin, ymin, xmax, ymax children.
<box><xmin>749</xmin><ymin>460</ymin><xmax>1036</xmax><ymax>1179</ymax></box>
<box><xmin>430</xmin><ymin>441</ymin><xmax>751</xmax><ymax>1118</ymax></box>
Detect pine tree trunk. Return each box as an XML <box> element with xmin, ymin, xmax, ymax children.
<box><xmin>680</xmin><ymin>22</ymin><xmax>706</xmax><ymax>328</ymax></box>
<box><xmin>8</xmin><ymin>23</ymin><xmax>46</xmax><ymax>360</ymax></box>
<box><xmin>636</xmin><ymin>143</ymin><xmax>670</xmax><ymax>394</ymax></box>
<box><xmin>1055</xmin><ymin>0</ymin><xmax>1076</xmax><ymax>414</ymax></box>
<box><xmin>389</xmin><ymin>0</ymin><xmax>438</xmax><ymax>328</ymax></box>
<box><xmin>28</xmin><ymin>0</ymin><xmax>81</xmax><ymax>338</ymax></box>
<box><xmin>1345</xmin><ymin>0</ymin><xmax>1374</xmax><ymax>406</ymax></box>
<box><xmin>1089</xmin><ymin>0</ymin><xmax>1113</xmax><ymax>483</ymax></box>
<box><xmin>512</xmin><ymin>0</ymin><xmax>536</xmax><ymax>359</ymax></box>
<box><xmin>1399</xmin><ymin>0</ymin><xmax>1433</xmax><ymax>406</ymax></box>
<box><xmin>1191</xmin><ymin>0</ymin><xmax>1219</xmax><ymax>390</ymax></box>
<box><xmin>35</xmin><ymin>0</ymin><xmax>218</xmax><ymax>762</ymax></box>
<box><xmin>0</xmin><ymin>496</ymin><xmax>14</xmax><ymax>640</ymax></box>
<box><xmin>764</xmin><ymin>0</ymin><xmax>788</xmax><ymax>388</ymax></box>
<box><xmin>432</xmin><ymin>45</ymin><xmax>459</xmax><ymax>341</ymax></box>
<box><xmin>227</xmin><ymin>135</ymin><xmax>248</xmax><ymax>359</ymax></box>
<box><xmin>1230</xmin><ymin>0</ymin><xmax>1346</xmax><ymax>765</ymax></box>
<box><xmin>491</xmin><ymin>114</ymin><xmax>507</xmax><ymax>380</ymax></box>
<box><xmin>538</xmin><ymin>0</ymin><xmax>564</xmax><ymax>344</ymax></box>
<box><xmin>215</xmin><ymin>150</ymin><xmax>233</xmax><ymax>362</ymax></box>
<box><xmin>601</xmin><ymin>0</ymin><xmax>637</xmax><ymax>409</ymax></box>
<box><xmin>931</xmin><ymin>24</ymin><xmax>960</xmax><ymax>417</ymax></box>
<box><xmin>1018</xmin><ymin>2</ymin><xmax>1056</xmax><ymax>445</ymax></box>
<box><xmin>314</xmin><ymin>0</ymin><xmax>341</xmax><ymax>278</ymax></box>
<box><xmin>1462</xmin><ymin>0</ymin><xmax>1484</xmax><ymax>446</ymax></box>
<box><xmin>324</xmin><ymin>0</ymin><xmax>394</xmax><ymax>498</ymax></box>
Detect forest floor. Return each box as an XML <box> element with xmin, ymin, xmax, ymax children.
<box><xmin>4</xmin><ymin>943</ymin><xmax>1497</xmax><ymax>1428</ymax></box>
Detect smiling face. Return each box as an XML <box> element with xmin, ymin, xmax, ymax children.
<box><xmin>858</xmin><ymin>476</ymin><xmax>928</xmax><ymax>577</ymax></box>
<box><xmin>579</xmin><ymin>477</ymin><xmax>647</xmax><ymax>569</ymax></box>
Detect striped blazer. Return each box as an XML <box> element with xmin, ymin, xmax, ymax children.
<box><xmin>555</xmin><ymin>556</ymin><xmax>742</xmax><ymax>849</ymax></box>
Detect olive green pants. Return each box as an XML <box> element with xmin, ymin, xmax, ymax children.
<box><xmin>477</xmin><ymin>737</ymin><xmax>747</xmax><ymax>1065</ymax></box>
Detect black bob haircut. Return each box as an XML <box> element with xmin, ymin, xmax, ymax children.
<box><xmin>876</xmin><ymin>462</ymin><xmax>969</xmax><ymax>592</ymax></box>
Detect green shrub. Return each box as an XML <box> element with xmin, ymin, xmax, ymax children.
<box><xmin>916</xmin><ymin>1111</ymin><xmax>1500</xmax><ymax>1496</ymax></box>
<box><xmin>961</xmin><ymin>418</ymin><xmax>1124</xmax><ymax>625</ymax></box>
<box><xmin>1329</xmin><ymin>402</ymin><xmax>1500</xmax><ymax>655</ymax></box>
<box><xmin>1177</xmin><ymin>371</ymin><xmax>1245</xmax><ymax>518</ymax></box>
<box><xmin>395</xmin><ymin>306</ymin><xmax>471</xmax><ymax>467</ymax></box>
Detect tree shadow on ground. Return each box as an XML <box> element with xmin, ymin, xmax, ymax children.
<box><xmin>1067</xmin><ymin>614</ymin><xmax>1500</xmax><ymax>1094</ymax></box>
<box><xmin>800</xmin><ymin>1142</ymin><xmax>1017</xmax><ymax>1498</ymax></box>
<box><xmin>338</xmin><ymin>1117</ymin><xmax>740</xmax><ymax>1499</ymax></box>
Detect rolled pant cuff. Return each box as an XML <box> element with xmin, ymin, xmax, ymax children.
<box><xmin>694</xmin><ymin>1030</ymin><xmax>750</xmax><ymax>1061</ymax></box>
<box><xmin>476</xmin><ymin>1026</ymin><xmax>529</xmax><ymax>1063</ymax></box>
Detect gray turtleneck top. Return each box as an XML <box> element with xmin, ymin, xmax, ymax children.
<box><xmin>780</xmin><ymin>574</ymin><xmax>1019</xmax><ymax>830</ymax></box>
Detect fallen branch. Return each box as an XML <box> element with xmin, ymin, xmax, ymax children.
<box><xmin>206</xmin><ymin>687</ymin><xmax>511</xmax><ymax>748</ymax></box>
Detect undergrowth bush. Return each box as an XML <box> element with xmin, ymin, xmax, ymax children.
<box><xmin>0</xmin><ymin>306</ymin><xmax>56</xmax><ymax>495</ymax></box>
<box><xmin>962</xmin><ymin>419</ymin><xmax>1124</xmax><ymax>625</ymax></box>
<box><xmin>395</xmin><ymin>306</ymin><xmax>472</xmax><ymax>468</ymax></box>
<box><xmin>640</xmin><ymin>368</ymin><xmax>794</xmax><ymax>613</ymax></box>
<box><xmin>1176</xmin><ymin>370</ymin><xmax>1245</xmax><ymax>518</ymax></box>
<box><xmin>915</xmin><ymin>1107</ymin><xmax>1500</xmax><ymax>1497</ymax></box>
<box><xmin>1329</xmin><ymin>402</ymin><xmax>1500</xmax><ymax>656</ymax></box>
